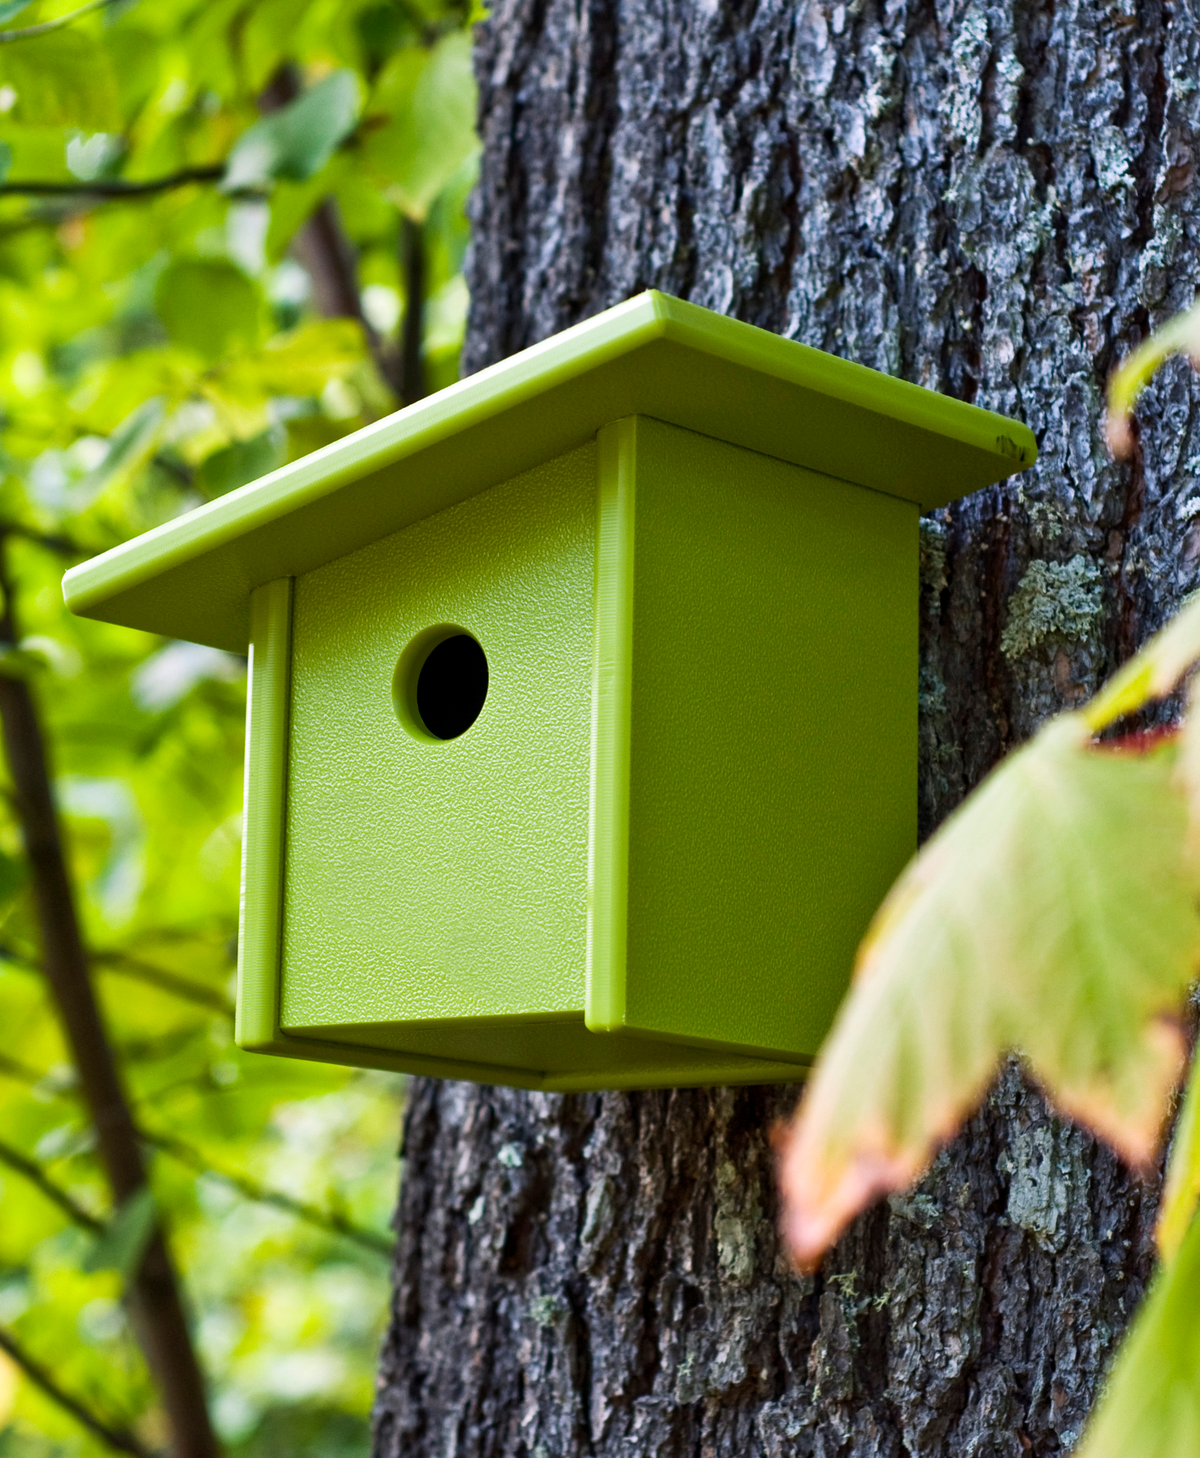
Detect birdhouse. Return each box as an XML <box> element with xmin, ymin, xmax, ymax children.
<box><xmin>63</xmin><ymin>292</ymin><xmax>1035</xmax><ymax>1091</ymax></box>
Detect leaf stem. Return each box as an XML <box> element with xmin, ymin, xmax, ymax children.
<box><xmin>0</xmin><ymin>0</ymin><xmax>122</xmax><ymax>43</ymax></box>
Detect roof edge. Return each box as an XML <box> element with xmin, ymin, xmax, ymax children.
<box><xmin>63</xmin><ymin>294</ymin><xmax>673</xmax><ymax>619</ymax></box>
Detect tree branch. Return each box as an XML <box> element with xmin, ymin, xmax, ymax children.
<box><xmin>0</xmin><ymin>0</ymin><xmax>118</xmax><ymax>43</ymax></box>
<box><xmin>142</xmin><ymin>1127</ymin><xmax>393</xmax><ymax>1257</ymax></box>
<box><xmin>0</xmin><ymin>1043</ymin><xmax>387</xmax><ymax>1253</ymax></box>
<box><xmin>0</xmin><ymin>1136</ymin><xmax>104</xmax><ymax>1231</ymax></box>
<box><xmin>259</xmin><ymin>64</ymin><xmax>398</xmax><ymax>395</ymax></box>
<box><xmin>0</xmin><ymin>166</ymin><xmax>224</xmax><ymax>199</ymax></box>
<box><xmin>0</xmin><ymin>941</ymin><xmax>233</xmax><ymax>1017</ymax></box>
<box><xmin>0</xmin><ymin>1324</ymin><xmax>154</xmax><ymax>1457</ymax></box>
<box><xmin>92</xmin><ymin>951</ymin><xmax>234</xmax><ymax>1018</ymax></box>
<box><xmin>0</xmin><ymin>539</ymin><xmax>220</xmax><ymax>1458</ymax></box>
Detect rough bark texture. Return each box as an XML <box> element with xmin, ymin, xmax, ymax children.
<box><xmin>373</xmin><ymin>0</ymin><xmax>1200</xmax><ymax>1452</ymax></box>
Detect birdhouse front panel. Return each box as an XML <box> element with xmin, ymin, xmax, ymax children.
<box><xmin>280</xmin><ymin>443</ymin><xmax>597</xmax><ymax>1039</ymax></box>
<box><xmin>61</xmin><ymin>290</ymin><xmax>1037</xmax><ymax>1091</ymax></box>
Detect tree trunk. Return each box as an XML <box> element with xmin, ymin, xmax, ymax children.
<box><xmin>373</xmin><ymin>0</ymin><xmax>1198</xmax><ymax>1451</ymax></box>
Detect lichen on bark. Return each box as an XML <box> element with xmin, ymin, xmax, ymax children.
<box><xmin>371</xmin><ymin>0</ymin><xmax>1200</xmax><ymax>1451</ymax></box>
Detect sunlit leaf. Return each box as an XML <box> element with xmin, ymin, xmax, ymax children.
<box><xmin>83</xmin><ymin>1185</ymin><xmax>156</xmax><ymax>1283</ymax></box>
<box><xmin>222</xmin><ymin>69</ymin><xmax>362</xmax><ymax>193</ymax></box>
<box><xmin>0</xmin><ymin>29</ymin><xmax>119</xmax><ymax>130</ymax></box>
<box><xmin>1074</xmin><ymin>1205</ymin><xmax>1200</xmax><ymax>1458</ymax></box>
<box><xmin>777</xmin><ymin>715</ymin><xmax>1198</xmax><ymax>1269</ymax></box>
<box><xmin>220</xmin><ymin>318</ymin><xmax>366</xmax><ymax>400</ymax></box>
<box><xmin>155</xmin><ymin>259</ymin><xmax>263</xmax><ymax>363</ymax></box>
<box><xmin>362</xmin><ymin>32</ymin><xmax>478</xmax><ymax>221</ymax></box>
<box><xmin>264</xmin><ymin>153</ymin><xmax>351</xmax><ymax>260</ymax></box>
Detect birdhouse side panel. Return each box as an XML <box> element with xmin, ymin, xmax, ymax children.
<box><xmin>279</xmin><ymin>444</ymin><xmax>597</xmax><ymax>1034</ymax></box>
<box><xmin>620</xmin><ymin>417</ymin><xmax>918</xmax><ymax>1060</ymax></box>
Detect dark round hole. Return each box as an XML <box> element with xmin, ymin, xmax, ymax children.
<box><xmin>415</xmin><ymin>634</ymin><xmax>489</xmax><ymax>740</ymax></box>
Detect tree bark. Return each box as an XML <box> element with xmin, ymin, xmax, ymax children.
<box><xmin>373</xmin><ymin>0</ymin><xmax>1200</xmax><ymax>1451</ymax></box>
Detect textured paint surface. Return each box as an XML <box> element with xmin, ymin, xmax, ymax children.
<box><xmin>282</xmin><ymin>445</ymin><xmax>596</xmax><ymax>1028</ymax></box>
<box><xmin>622</xmin><ymin>418</ymin><xmax>916</xmax><ymax>1058</ymax></box>
<box><xmin>280</xmin><ymin>416</ymin><xmax>907</xmax><ymax>1081</ymax></box>
<box><xmin>373</xmin><ymin>0</ymin><xmax>1188</xmax><ymax>1451</ymax></box>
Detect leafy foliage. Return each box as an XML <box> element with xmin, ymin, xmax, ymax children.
<box><xmin>0</xmin><ymin>0</ymin><xmax>479</xmax><ymax>1452</ymax></box>
<box><xmin>222</xmin><ymin>71</ymin><xmax>362</xmax><ymax>193</ymax></box>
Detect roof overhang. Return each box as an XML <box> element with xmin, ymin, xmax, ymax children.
<box><xmin>63</xmin><ymin>290</ymin><xmax>1037</xmax><ymax>652</ymax></box>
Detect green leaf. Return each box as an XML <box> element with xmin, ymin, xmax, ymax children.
<box><xmin>1159</xmin><ymin>1061</ymin><xmax>1200</xmax><ymax>1264</ymax></box>
<box><xmin>0</xmin><ymin>29</ymin><xmax>119</xmax><ymax>129</ymax></box>
<box><xmin>0</xmin><ymin>141</ymin><xmax>10</xmax><ymax>187</ymax></box>
<box><xmin>84</xmin><ymin>1185</ymin><xmax>157</xmax><ymax>1282</ymax></box>
<box><xmin>0</xmin><ymin>0</ymin><xmax>35</xmax><ymax>23</ymax></box>
<box><xmin>361</xmin><ymin>32</ymin><xmax>478</xmax><ymax>221</ymax></box>
<box><xmin>197</xmin><ymin>425</ymin><xmax>284</xmax><ymax>498</ymax></box>
<box><xmin>1075</xmin><ymin>1204</ymin><xmax>1200</xmax><ymax>1458</ymax></box>
<box><xmin>777</xmin><ymin>714</ymin><xmax>1198</xmax><ymax>1268</ymax></box>
<box><xmin>155</xmin><ymin>259</ymin><xmax>263</xmax><ymax>363</ymax></box>
<box><xmin>220</xmin><ymin>318</ymin><xmax>366</xmax><ymax>399</ymax></box>
<box><xmin>222</xmin><ymin>69</ymin><xmax>361</xmax><ymax>193</ymax></box>
<box><xmin>264</xmin><ymin>153</ymin><xmax>351</xmax><ymax>261</ymax></box>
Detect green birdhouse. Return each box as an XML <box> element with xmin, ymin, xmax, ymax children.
<box><xmin>63</xmin><ymin>292</ymin><xmax>1035</xmax><ymax>1091</ymax></box>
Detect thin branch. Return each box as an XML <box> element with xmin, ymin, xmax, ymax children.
<box><xmin>0</xmin><ymin>1044</ymin><xmax>389</xmax><ymax>1253</ymax></box>
<box><xmin>0</xmin><ymin>522</ymin><xmax>97</xmax><ymax>558</ymax></box>
<box><xmin>0</xmin><ymin>942</ymin><xmax>233</xmax><ymax>1017</ymax></box>
<box><xmin>0</xmin><ymin>166</ymin><xmax>224</xmax><ymax>199</ymax></box>
<box><xmin>0</xmin><ymin>1136</ymin><xmax>104</xmax><ymax>1231</ymax></box>
<box><xmin>0</xmin><ymin>1060</ymin><xmax>383</xmax><ymax>1256</ymax></box>
<box><xmin>92</xmin><ymin>951</ymin><xmax>234</xmax><ymax>1018</ymax></box>
<box><xmin>142</xmin><ymin>1127</ymin><xmax>393</xmax><ymax>1257</ymax></box>
<box><xmin>0</xmin><ymin>1049</ymin><xmax>55</xmax><ymax>1089</ymax></box>
<box><xmin>0</xmin><ymin>536</ymin><xmax>220</xmax><ymax>1458</ymax></box>
<box><xmin>0</xmin><ymin>0</ymin><xmax>117</xmax><ymax>43</ymax></box>
<box><xmin>0</xmin><ymin>1324</ymin><xmax>154</xmax><ymax>1457</ymax></box>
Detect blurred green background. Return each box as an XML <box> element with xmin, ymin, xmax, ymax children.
<box><xmin>0</xmin><ymin>0</ymin><xmax>478</xmax><ymax>1451</ymax></box>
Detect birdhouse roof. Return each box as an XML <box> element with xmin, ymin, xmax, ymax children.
<box><xmin>63</xmin><ymin>290</ymin><xmax>1036</xmax><ymax>652</ymax></box>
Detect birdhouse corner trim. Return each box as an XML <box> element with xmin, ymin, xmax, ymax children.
<box><xmin>586</xmin><ymin>418</ymin><xmax>637</xmax><ymax>1034</ymax></box>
